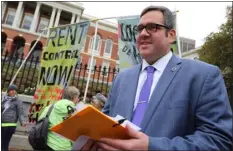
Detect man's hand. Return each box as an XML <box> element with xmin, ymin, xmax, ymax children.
<box><xmin>98</xmin><ymin>124</ymin><xmax>149</xmax><ymax>150</ymax></box>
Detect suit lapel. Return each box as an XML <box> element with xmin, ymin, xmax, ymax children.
<box><xmin>140</xmin><ymin>55</ymin><xmax>182</xmax><ymax>131</ymax></box>
<box><xmin>124</xmin><ymin>64</ymin><xmax>141</xmax><ymax>120</ymax></box>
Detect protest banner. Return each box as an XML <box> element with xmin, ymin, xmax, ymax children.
<box><xmin>118</xmin><ymin>16</ymin><xmax>142</xmax><ymax>69</ymax></box>
<box><xmin>28</xmin><ymin>22</ymin><xmax>90</xmax><ymax>121</ymax></box>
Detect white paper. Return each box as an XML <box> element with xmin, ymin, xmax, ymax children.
<box><xmin>72</xmin><ymin>135</ymin><xmax>90</xmax><ymax>150</ymax></box>
<box><xmin>114</xmin><ymin>115</ymin><xmax>141</xmax><ymax>131</ymax></box>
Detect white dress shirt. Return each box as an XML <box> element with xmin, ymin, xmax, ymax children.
<box><xmin>133</xmin><ymin>51</ymin><xmax>173</xmax><ymax>110</ymax></box>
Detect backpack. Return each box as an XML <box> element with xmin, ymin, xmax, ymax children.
<box><xmin>28</xmin><ymin>105</ymin><xmax>54</xmax><ymax>150</ymax></box>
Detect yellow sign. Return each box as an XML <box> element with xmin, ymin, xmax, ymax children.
<box><xmin>28</xmin><ymin>22</ymin><xmax>90</xmax><ymax>121</ymax></box>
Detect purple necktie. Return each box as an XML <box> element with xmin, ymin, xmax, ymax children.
<box><xmin>132</xmin><ymin>66</ymin><xmax>155</xmax><ymax>127</ymax></box>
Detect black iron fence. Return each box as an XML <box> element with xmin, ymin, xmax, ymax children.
<box><xmin>1</xmin><ymin>51</ymin><xmax>119</xmax><ymax>101</ymax></box>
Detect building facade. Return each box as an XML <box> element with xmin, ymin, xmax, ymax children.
<box><xmin>179</xmin><ymin>36</ymin><xmax>196</xmax><ymax>53</ymax></box>
<box><xmin>2</xmin><ymin>1</ymin><xmax>200</xmax><ymax>83</ymax></box>
<box><xmin>182</xmin><ymin>46</ymin><xmax>201</xmax><ymax>60</ymax></box>
<box><xmin>1</xmin><ymin>1</ymin><xmax>119</xmax><ymax>82</ymax></box>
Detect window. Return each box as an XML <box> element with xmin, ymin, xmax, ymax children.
<box><xmin>37</xmin><ymin>17</ymin><xmax>49</xmax><ymax>34</ymax></box>
<box><xmin>188</xmin><ymin>44</ymin><xmax>195</xmax><ymax>50</ymax></box>
<box><xmin>5</xmin><ymin>8</ymin><xmax>16</xmax><ymax>25</ymax></box>
<box><xmin>182</xmin><ymin>42</ymin><xmax>187</xmax><ymax>53</ymax></box>
<box><xmin>101</xmin><ymin>60</ymin><xmax>110</xmax><ymax>77</ymax></box>
<box><xmin>104</xmin><ymin>39</ymin><xmax>113</xmax><ymax>57</ymax></box>
<box><xmin>89</xmin><ymin>35</ymin><xmax>102</xmax><ymax>53</ymax></box>
<box><xmin>22</xmin><ymin>13</ymin><xmax>33</xmax><ymax>30</ymax></box>
<box><xmin>88</xmin><ymin>58</ymin><xmax>96</xmax><ymax>74</ymax></box>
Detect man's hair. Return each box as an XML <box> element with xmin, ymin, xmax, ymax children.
<box><xmin>63</xmin><ymin>86</ymin><xmax>80</xmax><ymax>101</ymax></box>
<box><xmin>140</xmin><ymin>5</ymin><xmax>174</xmax><ymax>30</ymax></box>
<box><xmin>92</xmin><ymin>93</ymin><xmax>107</xmax><ymax>107</ymax></box>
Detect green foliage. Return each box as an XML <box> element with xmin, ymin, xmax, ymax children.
<box><xmin>23</xmin><ymin>87</ymin><xmax>36</xmax><ymax>95</ymax></box>
<box><xmin>198</xmin><ymin>6</ymin><xmax>233</xmax><ymax>106</ymax></box>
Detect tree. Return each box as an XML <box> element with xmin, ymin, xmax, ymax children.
<box><xmin>198</xmin><ymin>6</ymin><xmax>233</xmax><ymax>107</ymax></box>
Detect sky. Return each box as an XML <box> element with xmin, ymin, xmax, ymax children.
<box><xmin>80</xmin><ymin>1</ymin><xmax>231</xmax><ymax>47</ymax></box>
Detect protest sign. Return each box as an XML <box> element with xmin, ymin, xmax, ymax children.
<box><xmin>28</xmin><ymin>22</ymin><xmax>90</xmax><ymax>121</ymax></box>
<box><xmin>118</xmin><ymin>16</ymin><xmax>142</xmax><ymax>69</ymax></box>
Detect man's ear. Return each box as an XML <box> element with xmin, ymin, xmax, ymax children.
<box><xmin>168</xmin><ymin>29</ymin><xmax>176</xmax><ymax>44</ymax></box>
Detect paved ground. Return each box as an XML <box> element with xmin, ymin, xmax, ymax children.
<box><xmin>9</xmin><ymin>134</ymin><xmax>33</xmax><ymax>150</ymax></box>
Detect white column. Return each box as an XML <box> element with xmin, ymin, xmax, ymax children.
<box><xmin>76</xmin><ymin>15</ymin><xmax>80</xmax><ymax>23</ymax></box>
<box><xmin>19</xmin><ymin>5</ymin><xmax>24</xmax><ymax>26</ymax></box>
<box><xmin>70</xmin><ymin>13</ymin><xmax>75</xmax><ymax>24</ymax></box>
<box><xmin>47</xmin><ymin>7</ymin><xmax>56</xmax><ymax>37</ymax></box>
<box><xmin>54</xmin><ymin>9</ymin><xmax>61</xmax><ymax>27</ymax></box>
<box><xmin>2</xmin><ymin>2</ymin><xmax>7</xmax><ymax>21</ymax></box>
<box><xmin>30</xmin><ymin>2</ymin><xmax>41</xmax><ymax>32</ymax></box>
<box><xmin>12</xmin><ymin>1</ymin><xmax>23</xmax><ymax>27</ymax></box>
<box><xmin>49</xmin><ymin>7</ymin><xmax>56</xmax><ymax>28</ymax></box>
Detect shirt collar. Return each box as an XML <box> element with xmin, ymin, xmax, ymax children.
<box><xmin>141</xmin><ymin>51</ymin><xmax>173</xmax><ymax>73</ymax></box>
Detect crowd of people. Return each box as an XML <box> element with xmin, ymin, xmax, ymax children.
<box><xmin>1</xmin><ymin>4</ymin><xmax>232</xmax><ymax>151</ymax></box>
<box><xmin>1</xmin><ymin>84</ymin><xmax>107</xmax><ymax>151</ymax></box>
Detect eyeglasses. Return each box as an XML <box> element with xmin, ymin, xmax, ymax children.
<box><xmin>136</xmin><ymin>23</ymin><xmax>169</xmax><ymax>35</ymax></box>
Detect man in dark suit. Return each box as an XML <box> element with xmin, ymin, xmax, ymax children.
<box><xmin>81</xmin><ymin>5</ymin><xmax>232</xmax><ymax>150</ymax></box>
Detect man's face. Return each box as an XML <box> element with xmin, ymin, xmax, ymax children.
<box><xmin>136</xmin><ymin>10</ymin><xmax>176</xmax><ymax>63</ymax></box>
<box><xmin>91</xmin><ymin>99</ymin><xmax>102</xmax><ymax>110</ymax></box>
<box><xmin>73</xmin><ymin>95</ymin><xmax>79</xmax><ymax>105</ymax></box>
